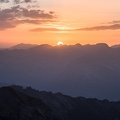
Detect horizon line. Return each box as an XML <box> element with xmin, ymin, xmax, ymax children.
<box><xmin>1</xmin><ymin>42</ymin><xmax>120</xmax><ymax>49</ymax></box>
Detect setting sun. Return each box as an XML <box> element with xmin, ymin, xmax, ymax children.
<box><xmin>57</xmin><ymin>41</ymin><xmax>63</xmax><ymax>46</ymax></box>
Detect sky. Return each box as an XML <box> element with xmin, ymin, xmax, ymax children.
<box><xmin>0</xmin><ymin>0</ymin><xmax>120</xmax><ymax>47</ymax></box>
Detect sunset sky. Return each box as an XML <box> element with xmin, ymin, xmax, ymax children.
<box><xmin>0</xmin><ymin>0</ymin><xmax>120</xmax><ymax>47</ymax></box>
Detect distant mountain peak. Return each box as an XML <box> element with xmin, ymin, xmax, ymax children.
<box><xmin>9</xmin><ymin>43</ymin><xmax>37</xmax><ymax>50</ymax></box>
<box><xmin>111</xmin><ymin>44</ymin><xmax>120</xmax><ymax>48</ymax></box>
<box><xmin>95</xmin><ymin>43</ymin><xmax>109</xmax><ymax>47</ymax></box>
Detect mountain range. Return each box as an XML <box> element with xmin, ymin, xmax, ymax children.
<box><xmin>9</xmin><ymin>43</ymin><xmax>37</xmax><ymax>50</ymax></box>
<box><xmin>0</xmin><ymin>43</ymin><xmax>120</xmax><ymax>100</ymax></box>
<box><xmin>1</xmin><ymin>85</ymin><xmax>120</xmax><ymax>120</ymax></box>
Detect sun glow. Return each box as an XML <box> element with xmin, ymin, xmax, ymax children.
<box><xmin>57</xmin><ymin>41</ymin><xmax>63</xmax><ymax>45</ymax></box>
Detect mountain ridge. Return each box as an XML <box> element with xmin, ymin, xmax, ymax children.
<box><xmin>0</xmin><ymin>43</ymin><xmax>120</xmax><ymax>100</ymax></box>
<box><xmin>9</xmin><ymin>43</ymin><xmax>38</xmax><ymax>50</ymax></box>
<box><xmin>1</xmin><ymin>85</ymin><xmax>120</xmax><ymax>120</ymax></box>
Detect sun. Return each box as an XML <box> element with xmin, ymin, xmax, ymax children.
<box><xmin>57</xmin><ymin>41</ymin><xmax>63</xmax><ymax>46</ymax></box>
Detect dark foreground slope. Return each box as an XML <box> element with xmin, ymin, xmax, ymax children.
<box><xmin>10</xmin><ymin>85</ymin><xmax>120</xmax><ymax>120</ymax></box>
<box><xmin>0</xmin><ymin>87</ymin><xmax>60</xmax><ymax>120</ymax></box>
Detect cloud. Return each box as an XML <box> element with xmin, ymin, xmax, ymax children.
<box><xmin>0</xmin><ymin>0</ymin><xmax>9</xmax><ymax>3</ymax></box>
<box><xmin>0</xmin><ymin>0</ymin><xmax>37</xmax><ymax>4</ymax></box>
<box><xmin>30</xmin><ymin>28</ymin><xmax>60</xmax><ymax>32</ymax></box>
<box><xmin>0</xmin><ymin>5</ymin><xmax>56</xmax><ymax>30</ymax></box>
<box><xmin>30</xmin><ymin>26</ymin><xmax>74</xmax><ymax>32</ymax></box>
<box><xmin>0</xmin><ymin>21</ymin><xmax>15</xmax><ymax>30</ymax></box>
<box><xmin>16</xmin><ymin>19</ymin><xmax>45</xmax><ymax>24</ymax></box>
<box><xmin>13</xmin><ymin>0</ymin><xmax>35</xmax><ymax>4</ymax></box>
<box><xmin>21</xmin><ymin>9</ymin><xmax>55</xmax><ymax>19</ymax></box>
<box><xmin>109</xmin><ymin>20</ymin><xmax>120</xmax><ymax>24</ymax></box>
<box><xmin>30</xmin><ymin>23</ymin><xmax>120</xmax><ymax>32</ymax></box>
<box><xmin>24</xmin><ymin>0</ymin><xmax>31</xmax><ymax>3</ymax></box>
<box><xmin>13</xmin><ymin>0</ymin><xmax>20</xmax><ymax>4</ymax></box>
<box><xmin>77</xmin><ymin>24</ymin><xmax>120</xmax><ymax>31</ymax></box>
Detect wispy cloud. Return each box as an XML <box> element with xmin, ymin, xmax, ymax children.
<box><xmin>30</xmin><ymin>25</ymin><xmax>74</xmax><ymax>32</ymax></box>
<box><xmin>108</xmin><ymin>20</ymin><xmax>120</xmax><ymax>24</ymax></box>
<box><xmin>30</xmin><ymin>28</ymin><xmax>61</xmax><ymax>32</ymax></box>
<box><xmin>76</xmin><ymin>24</ymin><xmax>120</xmax><ymax>31</ymax></box>
<box><xmin>0</xmin><ymin>0</ymin><xmax>35</xmax><ymax>3</ymax></box>
<box><xmin>30</xmin><ymin>23</ymin><xmax>120</xmax><ymax>32</ymax></box>
<box><xmin>0</xmin><ymin>0</ymin><xmax>9</xmax><ymax>3</ymax></box>
<box><xmin>13</xmin><ymin>0</ymin><xmax>38</xmax><ymax>4</ymax></box>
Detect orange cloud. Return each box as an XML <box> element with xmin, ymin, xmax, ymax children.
<box><xmin>30</xmin><ymin>28</ymin><xmax>60</xmax><ymax>32</ymax></box>
<box><xmin>76</xmin><ymin>24</ymin><xmax>120</xmax><ymax>31</ymax></box>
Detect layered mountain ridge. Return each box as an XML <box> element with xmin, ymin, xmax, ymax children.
<box><xmin>0</xmin><ymin>43</ymin><xmax>120</xmax><ymax>100</ymax></box>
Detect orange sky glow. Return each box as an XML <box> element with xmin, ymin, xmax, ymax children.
<box><xmin>0</xmin><ymin>0</ymin><xmax>120</xmax><ymax>47</ymax></box>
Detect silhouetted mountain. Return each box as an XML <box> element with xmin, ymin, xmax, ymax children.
<box><xmin>111</xmin><ymin>44</ymin><xmax>120</xmax><ymax>48</ymax></box>
<box><xmin>0</xmin><ymin>86</ymin><xmax>60</xmax><ymax>120</ymax></box>
<box><xmin>0</xmin><ymin>82</ymin><xmax>12</xmax><ymax>87</ymax></box>
<box><xmin>7</xmin><ymin>85</ymin><xmax>120</xmax><ymax>120</ymax></box>
<box><xmin>10</xmin><ymin>43</ymin><xmax>37</xmax><ymax>49</ymax></box>
<box><xmin>1</xmin><ymin>43</ymin><xmax>120</xmax><ymax>100</ymax></box>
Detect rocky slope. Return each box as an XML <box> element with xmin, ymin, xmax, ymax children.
<box><xmin>10</xmin><ymin>85</ymin><xmax>120</xmax><ymax>120</ymax></box>
<box><xmin>0</xmin><ymin>87</ymin><xmax>60</xmax><ymax>120</ymax></box>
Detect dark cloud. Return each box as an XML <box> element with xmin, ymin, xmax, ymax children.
<box><xmin>109</xmin><ymin>20</ymin><xmax>120</xmax><ymax>24</ymax></box>
<box><xmin>16</xmin><ymin>19</ymin><xmax>52</xmax><ymax>24</ymax></box>
<box><xmin>13</xmin><ymin>0</ymin><xmax>37</xmax><ymax>4</ymax></box>
<box><xmin>13</xmin><ymin>0</ymin><xmax>20</xmax><ymax>4</ymax></box>
<box><xmin>30</xmin><ymin>28</ymin><xmax>60</xmax><ymax>32</ymax></box>
<box><xmin>21</xmin><ymin>9</ymin><xmax>55</xmax><ymax>19</ymax></box>
<box><xmin>0</xmin><ymin>5</ymin><xmax>56</xmax><ymax>30</ymax></box>
<box><xmin>0</xmin><ymin>21</ymin><xmax>15</xmax><ymax>30</ymax></box>
<box><xmin>49</xmin><ymin>11</ymin><xmax>55</xmax><ymax>14</ymax></box>
<box><xmin>24</xmin><ymin>0</ymin><xmax>31</xmax><ymax>2</ymax></box>
<box><xmin>77</xmin><ymin>24</ymin><xmax>120</xmax><ymax>31</ymax></box>
<box><xmin>0</xmin><ymin>0</ymin><xmax>9</xmax><ymax>3</ymax></box>
<box><xmin>102</xmin><ymin>20</ymin><xmax>120</xmax><ymax>25</ymax></box>
<box><xmin>27</xmin><ymin>4</ymin><xmax>40</xmax><ymax>9</ymax></box>
<box><xmin>0</xmin><ymin>0</ymin><xmax>37</xmax><ymax>4</ymax></box>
